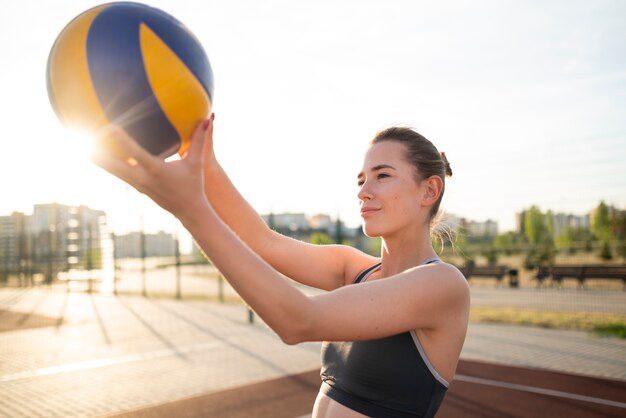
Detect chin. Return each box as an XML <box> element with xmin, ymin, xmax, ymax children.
<box><xmin>361</xmin><ymin>223</ymin><xmax>384</xmax><ymax>238</ymax></box>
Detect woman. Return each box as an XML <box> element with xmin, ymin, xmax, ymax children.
<box><xmin>93</xmin><ymin>115</ymin><xmax>470</xmax><ymax>418</ymax></box>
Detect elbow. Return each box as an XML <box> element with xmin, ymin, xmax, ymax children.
<box><xmin>279</xmin><ymin>332</ymin><xmax>304</xmax><ymax>346</ymax></box>
<box><xmin>276</xmin><ymin>319</ymin><xmax>311</xmax><ymax>345</ymax></box>
<box><xmin>275</xmin><ymin>303</ymin><xmax>316</xmax><ymax>346</ymax></box>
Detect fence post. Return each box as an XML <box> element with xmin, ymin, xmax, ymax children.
<box><xmin>112</xmin><ymin>232</ymin><xmax>118</xmax><ymax>296</ymax></box>
<box><xmin>140</xmin><ymin>219</ymin><xmax>147</xmax><ymax>297</ymax></box>
<box><xmin>217</xmin><ymin>274</ymin><xmax>224</xmax><ymax>303</ymax></box>
<box><xmin>175</xmin><ymin>236</ymin><xmax>181</xmax><ymax>300</ymax></box>
<box><xmin>508</xmin><ymin>269</ymin><xmax>519</xmax><ymax>288</ymax></box>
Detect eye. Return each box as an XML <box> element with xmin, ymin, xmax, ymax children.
<box><xmin>357</xmin><ymin>179</ymin><xmax>365</xmax><ymax>187</ymax></box>
<box><xmin>377</xmin><ymin>173</ymin><xmax>390</xmax><ymax>180</ymax></box>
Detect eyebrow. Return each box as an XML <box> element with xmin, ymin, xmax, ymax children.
<box><xmin>357</xmin><ymin>164</ymin><xmax>397</xmax><ymax>179</ymax></box>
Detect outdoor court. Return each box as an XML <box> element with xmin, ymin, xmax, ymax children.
<box><xmin>108</xmin><ymin>360</ymin><xmax>626</xmax><ymax>418</ymax></box>
<box><xmin>1</xmin><ymin>281</ymin><xmax>625</xmax><ymax>418</ymax></box>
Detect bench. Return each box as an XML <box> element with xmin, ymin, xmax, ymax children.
<box><xmin>535</xmin><ymin>265</ymin><xmax>626</xmax><ymax>289</ymax></box>
<box><xmin>458</xmin><ymin>265</ymin><xmax>519</xmax><ymax>288</ymax></box>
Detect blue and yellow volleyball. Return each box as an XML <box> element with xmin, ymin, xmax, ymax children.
<box><xmin>46</xmin><ymin>2</ymin><xmax>214</xmax><ymax>158</ymax></box>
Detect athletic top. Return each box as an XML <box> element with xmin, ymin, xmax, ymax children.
<box><xmin>320</xmin><ymin>258</ymin><xmax>448</xmax><ymax>418</ymax></box>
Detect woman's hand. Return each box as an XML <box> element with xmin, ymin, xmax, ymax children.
<box><xmin>201</xmin><ymin>111</ymin><xmax>218</xmax><ymax>169</ymax></box>
<box><xmin>90</xmin><ymin>115</ymin><xmax>214</xmax><ymax>221</ymax></box>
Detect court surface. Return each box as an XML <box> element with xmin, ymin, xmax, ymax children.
<box><xmin>110</xmin><ymin>359</ymin><xmax>626</xmax><ymax>418</ymax></box>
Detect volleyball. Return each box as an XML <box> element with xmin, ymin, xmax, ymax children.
<box><xmin>46</xmin><ymin>2</ymin><xmax>214</xmax><ymax>158</ymax></box>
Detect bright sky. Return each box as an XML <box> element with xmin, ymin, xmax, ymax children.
<box><xmin>2</xmin><ymin>0</ymin><xmax>625</xmax><ymax>235</ymax></box>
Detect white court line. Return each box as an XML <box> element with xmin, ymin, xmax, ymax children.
<box><xmin>455</xmin><ymin>374</ymin><xmax>626</xmax><ymax>409</ymax></box>
<box><xmin>0</xmin><ymin>340</ymin><xmax>224</xmax><ymax>383</ymax></box>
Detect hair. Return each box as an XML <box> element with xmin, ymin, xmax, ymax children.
<box><xmin>371</xmin><ymin>126</ymin><xmax>452</xmax><ymax>226</ymax></box>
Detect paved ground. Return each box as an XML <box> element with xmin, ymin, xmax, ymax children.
<box><xmin>106</xmin><ymin>361</ymin><xmax>626</xmax><ymax>418</ymax></box>
<box><xmin>1</xmin><ymin>277</ymin><xmax>625</xmax><ymax>417</ymax></box>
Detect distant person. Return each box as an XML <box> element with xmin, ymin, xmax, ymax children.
<box><xmin>93</xmin><ymin>115</ymin><xmax>470</xmax><ymax>418</ymax></box>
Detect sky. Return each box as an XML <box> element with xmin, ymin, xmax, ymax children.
<box><xmin>1</xmin><ymin>0</ymin><xmax>625</xmax><ymax>235</ymax></box>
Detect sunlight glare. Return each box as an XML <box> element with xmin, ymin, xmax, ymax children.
<box><xmin>63</xmin><ymin>127</ymin><xmax>99</xmax><ymax>162</ymax></box>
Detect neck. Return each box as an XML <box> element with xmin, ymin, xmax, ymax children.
<box><xmin>378</xmin><ymin>228</ymin><xmax>438</xmax><ymax>277</ymax></box>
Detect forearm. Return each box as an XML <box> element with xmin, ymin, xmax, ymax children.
<box><xmin>204</xmin><ymin>162</ymin><xmax>275</xmax><ymax>250</ymax></box>
<box><xmin>179</xmin><ymin>201</ymin><xmax>313</xmax><ymax>343</ymax></box>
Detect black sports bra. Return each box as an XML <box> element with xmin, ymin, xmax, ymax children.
<box><xmin>320</xmin><ymin>258</ymin><xmax>448</xmax><ymax>418</ymax></box>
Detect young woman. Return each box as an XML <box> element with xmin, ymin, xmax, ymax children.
<box><xmin>93</xmin><ymin>115</ymin><xmax>470</xmax><ymax>418</ymax></box>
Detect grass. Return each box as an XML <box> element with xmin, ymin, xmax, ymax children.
<box><xmin>592</xmin><ymin>322</ymin><xmax>626</xmax><ymax>338</ymax></box>
<box><xmin>112</xmin><ymin>290</ymin><xmax>244</xmax><ymax>304</ymax></box>
<box><xmin>471</xmin><ymin>306</ymin><xmax>626</xmax><ymax>338</ymax></box>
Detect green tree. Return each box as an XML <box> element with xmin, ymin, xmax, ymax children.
<box><xmin>616</xmin><ymin>211</ymin><xmax>626</xmax><ymax>260</ymax></box>
<box><xmin>600</xmin><ymin>241</ymin><xmax>613</xmax><ymax>260</ymax></box>
<box><xmin>546</xmin><ymin>210</ymin><xmax>555</xmax><ymax>237</ymax></box>
<box><xmin>482</xmin><ymin>246</ymin><xmax>499</xmax><ymax>265</ymax></box>
<box><xmin>310</xmin><ymin>232</ymin><xmax>333</xmax><ymax>245</ymax></box>
<box><xmin>592</xmin><ymin>201</ymin><xmax>616</xmax><ymax>260</ymax></box>
<box><xmin>524</xmin><ymin>206</ymin><xmax>550</xmax><ymax>245</ymax></box>
<box><xmin>555</xmin><ymin>226</ymin><xmax>576</xmax><ymax>254</ymax></box>
<box><xmin>524</xmin><ymin>206</ymin><xmax>546</xmax><ymax>245</ymax></box>
<box><xmin>523</xmin><ymin>206</ymin><xmax>556</xmax><ymax>269</ymax></box>
<box><xmin>334</xmin><ymin>217</ymin><xmax>344</xmax><ymax>244</ymax></box>
<box><xmin>494</xmin><ymin>231</ymin><xmax>521</xmax><ymax>255</ymax></box>
<box><xmin>591</xmin><ymin>201</ymin><xmax>612</xmax><ymax>241</ymax></box>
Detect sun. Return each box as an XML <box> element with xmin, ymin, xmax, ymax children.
<box><xmin>63</xmin><ymin>127</ymin><xmax>100</xmax><ymax>161</ymax></box>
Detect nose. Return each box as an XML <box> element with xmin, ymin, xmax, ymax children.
<box><xmin>357</xmin><ymin>180</ymin><xmax>373</xmax><ymax>201</ymax></box>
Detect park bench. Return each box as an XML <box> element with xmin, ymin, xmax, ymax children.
<box><xmin>535</xmin><ymin>265</ymin><xmax>626</xmax><ymax>289</ymax></box>
<box><xmin>457</xmin><ymin>265</ymin><xmax>519</xmax><ymax>288</ymax></box>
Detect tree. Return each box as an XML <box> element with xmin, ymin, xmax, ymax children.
<box><xmin>600</xmin><ymin>241</ymin><xmax>613</xmax><ymax>260</ymax></box>
<box><xmin>592</xmin><ymin>201</ymin><xmax>616</xmax><ymax>260</ymax></box>
<box><xmin>555</xmin><ymin>227</ymin><xmax>574</xmax><ymax>253</ymax></box>
<box><xmin>310</xmin><ymin>232</ymin><xmax>333</xmax><ymax>245</ymax></box>
<box><xmin>334</xmin><ymin>217</ymin><xmax>344</xmax><ymax>244</ymax></box>
<box><xmin>494</xmin><ymin>231</ymin><xmax>521</xmax><ymax>255</ymax></box>
<box><xmin>523</xmin><ymin>206</ymin><xmax>555</xmax><ymax>269</ymax></box>
<box><xmin>591</xmin><ymin>201</ymin><xmax>612</xmax><ymax>241</ymax></box>
<box><xmin>524</xmin><ymin>206</ymin><xmax>551</xmax><ymax>246</ymax></box>
<box><xmin>615</xmin><ymin>211</ymin><xmax>626</xmax><ymax>260</ymax></box>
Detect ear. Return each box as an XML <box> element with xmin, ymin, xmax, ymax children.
<box><xmin>420</xmin><ymin>175</ymin><xmax>444</xmax><ymax>207</ymax></box>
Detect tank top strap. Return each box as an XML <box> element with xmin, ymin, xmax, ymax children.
<box><xmin>353</xmin><ymin>262</ymin><xmax>382</xmax><ymax>283</ymax></box>
<box><xmin>421</xmin><ymin>257</ymin><xmax>441</xmax><ymax>265</ymax></box>
<box><xmin>354</xmin><ymin>259</ymin><xmax>439</xmax><ymax>284</ymax></box>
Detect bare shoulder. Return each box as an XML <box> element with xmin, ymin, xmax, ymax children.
<box><xmin>433</xmin><ymin>262</ymin><xmax>469</xmax><ymax>286</ymax></box>
<box><xmin>406</xmin><ymin>261</ymin><xmax>470</xmax><ymax>306</ymax></box>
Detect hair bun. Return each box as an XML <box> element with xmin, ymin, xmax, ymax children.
<box><xmin>440</xmin><ymin>152</ymin><xmax>452</xmax><ymax>177</ymax></box>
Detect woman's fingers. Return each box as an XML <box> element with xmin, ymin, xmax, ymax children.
<box><xmin>182</xmin><ymin>117</ymin><xmax>212</xmax><ymax>162</ymax></box>
<box><xmin>199</xmin><ymin>114</ymin><xmax>215</xmax><ymax>159</ymax></box>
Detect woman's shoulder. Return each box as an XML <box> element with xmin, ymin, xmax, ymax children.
<box><xmin>406</xmin><ymin>261</ymin><xmax>470</xmax><ymax>299</ymax></box>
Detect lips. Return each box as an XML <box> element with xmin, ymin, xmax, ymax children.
<box><xmin>360</xmin><ymin>207</ymin><xmax>380</xmax><ymax>217</ymax></box>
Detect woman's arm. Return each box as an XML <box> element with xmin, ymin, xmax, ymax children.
<box><xmin>200</xmin><ymin>118</ymin><xmax>376</xmax><ymax>290</ymax></box>
<box><xmin>181</xmin><ymin>198</ymin><xmax>469</xmax><ymax>345</ymax></box>
<box><xmin>91</xmin><ymin>121</ymin><xmax>468</xmax><ymax>344</ymax></box>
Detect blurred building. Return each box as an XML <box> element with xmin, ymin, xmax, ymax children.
<box><xmin>454</xmin><ymin>217</ymin><xmax>498</xmax><ymax>237</ymax></box>
<box><xmin>0</xmin><ymin>212</ymin><xmax>30</xmax><ymax>280</ymax></box>
<box><xmin>309</xmin><ymin>214</ymin><xmax>333</xmax><ymax>231</ymax></box>
<box><xmin>516</xmin><ymin>209</ymin><xmax>590</xmax><ymax>236</ymax></box>
<box><xmin>0</xmin><ymin>203</ymin><xmax>109</xmax><ymax>282</ymax></box>
<box><xmin>552</xmin><ymin>212</ymin><xmax>590</xmax><ymax>236</ymax></box>
<box><xmin>114</xmin><ymin>231</ymin><xmax>177</xmax><ymax>258</ymax></box>
<box><xmin>262</xmin><ymin>212</ymin><xmax>310</xmax><ymax>232</ymax></box>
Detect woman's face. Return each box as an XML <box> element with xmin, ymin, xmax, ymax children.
<box><xmin>357</xmin><ymin>141</ymin><xmax>426</xmax><ymax>237</ymax></box>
